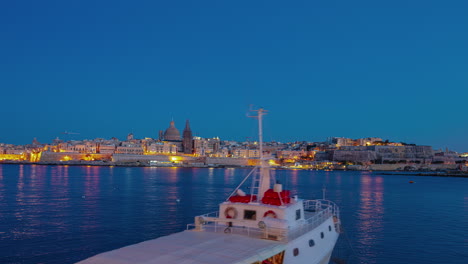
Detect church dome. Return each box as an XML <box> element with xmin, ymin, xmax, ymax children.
<box><xmin>164</xmin><ymin>121</ymin><xmax>181</xmax><ymax>141</ymax></box>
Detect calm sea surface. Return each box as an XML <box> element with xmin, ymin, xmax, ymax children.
<box><xmin>0</xmin><ymin>164</ymin><xmax>467</xmax><ymax>264</ymax></box>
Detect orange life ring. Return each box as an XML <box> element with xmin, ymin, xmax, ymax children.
<box><xmin>263</xmin><ymin>210</ymin><xmax>277</xmax><ymax>218</ymax></box>
<box><xmin>224</xmin><ymin>207</ymin><xmax>238</xmax><ymax>219</ymax></box>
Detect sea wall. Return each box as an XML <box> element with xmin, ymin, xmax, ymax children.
<box><xmin>112</xmin><ymin>154</ymin><xmax>171</xmax><ymax>163</ymax></box>
<box><xmin>205</xmin><ymin>157</ymin><xmax>249</xmax><ymax>166</ymax></box>
<box><xmin>367</xmin><ymin>164</ymin><xmax>461</xmax><ymax>171</ymax></box>
<box><xmin>40</xmin><ymin>152</ymin><xmax>112</xmax><ymax>162</ymax></box>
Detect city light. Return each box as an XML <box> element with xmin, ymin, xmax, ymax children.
<box><xmin>170</xmin><ymin>156</ymin><xmax>181</xmax><ymax>163</ymax></box>
<box><xmin>0</xmin><ymin>133</ymin><xmax>466</xmax><ymax>170</ymax></box>
<box><xmin>61</xmin><ymin>156</ymin><xmax>72</xmax><ymax>161</ymax></box>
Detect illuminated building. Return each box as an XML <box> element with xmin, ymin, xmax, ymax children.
<box><xmin>193</xmin><ymin>137</ymin><xmax>220</xmax><ymax>156</ymax></box>
<box><xmin>147</xmin><ymin>142</ymin><xmax>177</xmax><ymax>154</ymax></box>
<box><xmin>98</xmin><ymin>144</ymin><xmax>116</xmax><ymax>154</ymax></box>
<box><xmin>231</xmin><ymin>148</ymin><xmax>260</xmax><ymax>158</ymax></box>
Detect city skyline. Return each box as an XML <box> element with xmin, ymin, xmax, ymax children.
<box><xmin>1</xmin><ymin>118</ymin><xmax>464</xmax><ymax>154</ymax></box>
<box><xmin>1</xmin><ymin>1</ymin><xmax>467</xmax><ymax>151</ymax></box>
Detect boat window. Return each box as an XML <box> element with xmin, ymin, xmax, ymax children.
<box><xmin>309</xmin><ymin>239</ymin><xmax>315</xmax><ymax>247</ymax></box>
<box><xmin>244</xmin><ymin>210</ymin><xmax>257</xmax><ymax>220</ymax></box>
<box><xmin>293</xmin><ymin>248</ymin><xmax>299</xmax><ymax>256</ymax></box>
<box><xmin>329</xmin><ymin>225</ymin><xmax>332</xmax><ymax>231</ymax></box>
<box><xmin>321</xmin><ymin>232</ymin><xmax>324</xmax><ymax>239</ymax></box>
<box><xmin>295</xmin><ymin>209</ymin><xmax>301</xmax><ymax>220</ymax></box>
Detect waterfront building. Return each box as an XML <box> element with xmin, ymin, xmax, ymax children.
<box><xmin>333</xmin><ymin>137</ymin><xmax>355</xmax><ymax>147</ymax></box>
<box><xmin>98</xmin><ymin>144</ymin><xmax>116</xmax><ymax>154</ymax></box>
<box><xmin>276</xmin><ymin>150</ymin><xmax>307</xmax><ymax>159</ymax></box>
<box><xmin>55</xmin><ymin>141</ymin><xmax>99</xmax><ymax>154</ymax></box>
<box><xmin>193</xmin><ymin>137</ymin><xmax>220</xmax><ymax>156</ymax></box>
<box><xmin>147</xmin><ymin>142</ymin><xmax>177</xmax><ymax>155</ymax></box>
<box><xmin>115</xmin><ymin>142</ymin><xmax>144</xmax><ymax>155</ymax></box>
<box><xmin>215</xmin><ymin>147</ymin><xmax>230</xmax><ymax>157</ymax></box>
<box><xmin>356</xmin><ymin>137</ymin><xmax>383</xmax><ymax>146</ymax></box>
<box><xmin>372</xmin><ymin>145</ymin><xmax>433</xmax><ymax>163</ymax></box>
<box><xmin>231</xmin><ymin>148</ymin><xmax>260</xmax><ymax>158</ymax></box>
<box><xmin>433</xmin><ymin>149</ymin><xmax>466</xmax><ymax>164</ymax></box>
<box><xmin>332</xmin><ymin>150</ymin><xmax>377</xmax><ymax>164</ymax></box>
<box><xmin>72</xmin><ymin>143</ymin><xmax>87</xmax><ymax>153</ymax></box>
<box><xmin>5</xmin><ymin>148</ymin><xmax>26</xmax><ymax>155</ymax></box>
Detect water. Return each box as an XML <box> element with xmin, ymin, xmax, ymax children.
<box><xmin>0</xmin><ymin>164</ymin><xmax>467</xmax><ymax>264</ymax></box>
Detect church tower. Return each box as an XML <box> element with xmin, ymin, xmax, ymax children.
<box><xmin>182</xmin><ymin>120</ymin><xmax>193</xmax><ymax>154</ymax></box>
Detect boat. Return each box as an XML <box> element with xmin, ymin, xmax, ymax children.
<box><xmin>77</xmin><ymin>108</ymin><xmax>341</xmax><ymax>264</ymax></box>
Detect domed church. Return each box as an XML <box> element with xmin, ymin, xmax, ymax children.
<box><xmin>163</xmin><ymin>121</ymin><xmax>181</xmax><ymax>141</ymax></box>
<box><xmin>159</xmin><ymin>120</ymin><xmax>193</xmax><ymax>154</ymax></box>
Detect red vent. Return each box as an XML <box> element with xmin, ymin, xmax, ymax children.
<box><xmin>229</xmin><ymin>195</ymin><xmax>257</xmax><ymax>203</ymax></box>
<box><xmin>261</xmin><ymin>189</ymin><xmax>291</xmax><ymax>205</ymax></box>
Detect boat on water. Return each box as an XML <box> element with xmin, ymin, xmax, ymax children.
<box><xmin>78</xmin><ymin>108</ymin><xmax>341</xmax><ymax>264</ymax></box>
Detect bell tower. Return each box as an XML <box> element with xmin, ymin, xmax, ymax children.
<box><xmin>182</xmin><ymin>120</ymin><xmax>193</xmax><ymax>154</ymax></box>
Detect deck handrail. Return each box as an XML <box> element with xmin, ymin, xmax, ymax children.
<box><xmin>187</xmin><ymin>199</ymin><xmax>339</xmax><ymax>242</ymax></box>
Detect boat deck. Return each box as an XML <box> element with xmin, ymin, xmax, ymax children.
<box><xmin>77</xmin><ymin>230</ymin><xmax>286</xmax><ymax>264</ymax></box>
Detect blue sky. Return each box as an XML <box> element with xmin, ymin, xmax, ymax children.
<box><xmin>1</xmin><ymin>0</ymin><xmax>467</xmax><ymax>151</ymax></box>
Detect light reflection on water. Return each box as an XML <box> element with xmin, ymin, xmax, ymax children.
<box><xmin>0</xmin><ymin>164</ymin><xmax>466</xmax><ymax>264</ymax></box>
<box><xmin>356</xmin><ymin>173</ymin><xmax>384</xmax><ymax>263</ymax></box>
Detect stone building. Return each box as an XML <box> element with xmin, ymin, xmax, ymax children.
<box><xmin>193</xmin><ymin>137</ymin><xmax>220</xmax><ymax>156</ymax></box>
<box><xmin>332</xmin><ymin>150</ymin><xmax>377</xmax><ymax>163</ymax></box>
<box><xmin>147</xmin><ymin>142</ymin><xmax>177</xmax><ymax>154</ymax></box>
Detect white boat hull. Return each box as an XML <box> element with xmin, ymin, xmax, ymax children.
<box><xmin>281</xmin><ymin>216</ymin><xmax>339</xmax><ymax>264</ymax></box>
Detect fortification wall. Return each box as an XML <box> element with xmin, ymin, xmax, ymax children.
<box><xmin>205</xmin><ymin>157</ymin><xmax>249</xmax><ymax>166</ymax></box>
<box><xmin>40</xmin><ymin>152</ymin><xmax>111</xmax><ymax>162</ymax></box>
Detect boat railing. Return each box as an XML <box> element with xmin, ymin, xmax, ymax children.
<box><xmin>187</xmin><ymin>220</ymin><xmax>289</xmax><ymax>242</ymax></box>
<box><xmin>196</xmin><ymin>211</ymin><xmax>220</xmax><ymax>218</ymax></box>
<box><xmin>187</xmin><ymin>199</ymin><xmax>340</xmax><ymax>242</ymax></box>
<box><xmin>287</xmin><ymin>200</ymin><xmax>338</xmax><ymax>241</ymax></box>
<box><xmin>304</xmin><ymin>199</ymin><xmax>340</xmax><ymax>219</ymax></box>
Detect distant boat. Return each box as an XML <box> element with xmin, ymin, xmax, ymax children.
<box><xmin>78</xmin><ymin>108</ymin><xmax>342</xmax><ymax>264</ymax></box>
<box><xmin>409</xmin><ymin>181</ymin><xmax>415</xmax><ymax>184</ymax></box>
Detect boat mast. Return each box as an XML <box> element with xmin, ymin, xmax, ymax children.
<box><xmin>249</xmin><ymin>107</ymin><xmax>270</xmax><ymax>200</ymax></box>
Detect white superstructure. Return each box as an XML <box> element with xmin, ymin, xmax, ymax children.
<box><xmin>78</xmin><ymin>108</ymin><xmax>341</xmax><ymax>264</ymax></box>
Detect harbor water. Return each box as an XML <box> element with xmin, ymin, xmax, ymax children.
<box><xmin>0</xmin><ymin>164</ymin><xmax>466</xmax><ymax>264</ymax></box>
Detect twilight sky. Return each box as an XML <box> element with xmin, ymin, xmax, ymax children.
<box><xmin>1</xmin><ymin>0</ymin><xmax>467</xmax><ymax>151</ymax></box>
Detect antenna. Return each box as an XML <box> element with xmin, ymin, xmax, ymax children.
<box><xmin>247</xmin><ymin>107</ymin><xmax>270</xmax><ymax>200</ymax></box>
<box><xmin>247</xmin><ymin>107</ymin><xmax>268</xmax><ymax>162</ymax></box>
